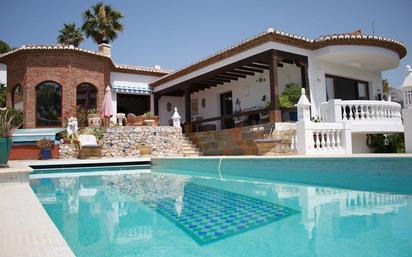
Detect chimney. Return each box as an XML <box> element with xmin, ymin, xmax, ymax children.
<box><xmin>98</xmin><ymin>43</ymin><xmax>111</xmax><ymax>57</ymax></box>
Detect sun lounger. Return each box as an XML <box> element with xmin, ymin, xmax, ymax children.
<box><xmin>78</xmin><ymin>134</ymin><xmax>101</xmax><ymax>159</ymax></box>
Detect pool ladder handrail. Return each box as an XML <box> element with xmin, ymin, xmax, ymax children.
<box><xmin>218</xmin><ymin>157</ymin><xmax>223</xmax><ymax>180</ymax></box>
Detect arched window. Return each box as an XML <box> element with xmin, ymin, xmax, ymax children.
<box><xmin>12</xmin><ymin>84</ymin><xmax>24</xmax><ymax>111</ymax></box>
<box><xmin>76</xmin><ymin>83</ymin><xmax>98</xmax><ymax>110</ymax></box>
<box><xmin>36</xmin><ymin>81</ymin><xmax>62</xmax><ymax>127</ymax></box>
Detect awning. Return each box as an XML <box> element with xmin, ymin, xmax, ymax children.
<box><xmin>111</xmin><ymin>84</ymin><xmax>153</xmax><ymax>95</ymax></box>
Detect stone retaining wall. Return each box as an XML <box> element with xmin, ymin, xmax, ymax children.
<box><xmin>101</xmin><ymin>126</ymin><xmax>185</xmax><ymax>157</ymax></box>
<box><xmin>59</xmin><ymin>126</ymin><xmax>185</xmax><ymax>158</ymax></box>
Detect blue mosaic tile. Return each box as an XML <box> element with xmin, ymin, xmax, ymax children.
<box><xmin>143</xmin><ymin>183</ymin><xmax>299</xmax><ymax>245</ymax></box>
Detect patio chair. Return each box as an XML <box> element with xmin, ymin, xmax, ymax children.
<box><xmin>78</xmin><ymin>134</ymin><xmax>102</xmax><ymax>159</ymax></box>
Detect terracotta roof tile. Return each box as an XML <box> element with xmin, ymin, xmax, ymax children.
<box><xmin>0</xmin><ymin>44</ymin><xmax>172</xmax><ymax>76</ymax></box>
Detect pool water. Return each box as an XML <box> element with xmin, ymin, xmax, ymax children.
<box><xmin>30</xmin><ymin>170</ymin><xmax>412</xmax><ymax>257</ymax></box>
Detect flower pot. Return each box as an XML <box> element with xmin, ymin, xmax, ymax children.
<box><xmin>144</xmin><ymin>119</ymin><xmax>155</xmax><ymax>126</ymax></box>
<box><xmin>88</xmin><ymin>114</ymin><xmax>101</xmax><ymax>128</ymax></box>
<box><xmin>0</xmin><ymin>138</ymin><xmax>13</xmax><ymax>167</ymax></box>
<box><xmin>40</xmin><ymin>148</ymin><xmax>51</xmax><ymax>160</ymax></box>
<box><xmin>289</xmin><ymin>111</ymin><xmax>298</xmax><ymax>121</ymax></box>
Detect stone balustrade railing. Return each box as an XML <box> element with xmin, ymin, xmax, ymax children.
<box><xmin>296</xmin><ymin>121</ymin><xmax>350</xmax><ymax>155</ymax></box>
<box><xmin>320</xmin><ymin>99</ymin><xmax>402</xmax><ymax>123</ymax></box>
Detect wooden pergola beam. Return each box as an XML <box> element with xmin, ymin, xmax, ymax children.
<box><xmin>247</xmin><ymin>63</ymin><xmax>269</xmax><ymax>70</ymax></box>
<box><xmin>232</xmin><ymin>68</ymin><xmax>255</xmax><ymax>76</ymax></box>
<box><xmin>203</xmin><ymin>79</ymin><xmax>224</xmax><ymax>85</ymax></box>
<box><xmin>216</xmin><ymin>74</ymin><xmax>238</xmax><ymax>81</ymax></box>
<box><xmin>224</xmin><ymin>71</ymin><xmax>247</xmax><ymax>78</ymax></box>
<box><xmin>237</xmin><ymin>66</ymin><xmax>264</xmax><ymax>73</ymax></box>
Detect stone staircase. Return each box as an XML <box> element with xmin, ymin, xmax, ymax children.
<box><xmin>181</xmin><ymin>136</ymin><xmax>203</xmax><ymax>156</ymax></box>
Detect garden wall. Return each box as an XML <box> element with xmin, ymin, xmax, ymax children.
<box><xmin>59</xmin><ymin>126</ymin><xmax>186</xmax><ymax>158</ymax></box>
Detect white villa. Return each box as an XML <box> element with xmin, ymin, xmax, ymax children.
<box><xmin>1</xmin><ymin>28</ymin><xmax>409</xmax><ymax>155</ymax></box>
<box><xmin>150</xmin><ymin>28</ymin><xmax>407</xmax><ymax>154</ymax></box>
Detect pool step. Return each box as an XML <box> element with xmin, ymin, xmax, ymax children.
<box><xmin>182</xmin><ymin>136</ymin><xmax>203</xmax><ymax>157</ymax></box>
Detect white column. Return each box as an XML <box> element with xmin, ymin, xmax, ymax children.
<box><xmin>296</xmin><ymin>120</ymin><xmax>313</xmax><ymax>155</ymax></box>
<box><xmin>150</xmin><ymin>94</ymin><xmax>155</xmax><ymax>113</ymax></box>
<box><xmin>342</xmin><ymin>123</ymin><xmax>353</xmax><ymax>154</ymax></box>
<box><xmin>402</xmin><ymin>108</ymin><xmax>412</xmax><ymax>153</ymax></box>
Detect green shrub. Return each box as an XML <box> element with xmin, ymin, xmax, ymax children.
<box><xmin>279</xmin><ymin>95</ymin><xmax>293</xmax><ymax>109</ymax></box>
<box><xmin>0</xmin><ymin>83</ymin><xmax>6</xmax><ymax>107</ymax></box>
<box><xmin>280</xmin><ymin>83</ymin><xmax>301</xmax><ymax>109</ymax></box>
<box><xmin>366</xmin><ymin>133</ymin><xmax>405</xmax><ymax>153</ymax></box>
<box><xmin>0</xmin><ymin>108</ymin><xmax>23</xmax><ymax>137</ymax></box>
<box><xmin>76</xmin><ymin>107</ymin><xmax>88</xmax><ymax>128</ymax></box>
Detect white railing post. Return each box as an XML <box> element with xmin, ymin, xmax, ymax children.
<box><xmin>171</xmin><ymin>107</ymin><xmax>182</xmax><ymax>128</ymax></box>
<box><xmin>296</xmin><ymin>88</ymin><xmax>311</xmax><ymax>121</ymax></box>
<box><xmin>327</xmin><ymin>99</ymin><xmax>342</xmax><ymax>122</ymax></box>
<box><xmin>342</xmin><ymin>123</ymin><xmax>352</xmax><ymax>154</ymax></box>
<box><xmin>400</xmin><ymin>65</ymin><xmax>412</xmax><ymax>153</ymax></box>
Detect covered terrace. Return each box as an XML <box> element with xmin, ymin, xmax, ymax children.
<box><xmin>153</xmin><ymin>49</ymin><xmax>309</xmax><ymax>133</ymax></box>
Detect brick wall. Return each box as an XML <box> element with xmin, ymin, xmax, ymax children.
<box><xmin>4</xmin><ymin>51</ymin><xmax>110</xmax><ymax>128</ymax></box>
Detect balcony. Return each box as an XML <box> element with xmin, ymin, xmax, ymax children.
<box><xmin>319</xmin><ymin>99</ymin><xmax>403</xmax><ymax>133</ymax></box>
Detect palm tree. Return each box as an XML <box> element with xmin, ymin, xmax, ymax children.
<box><xmin>57</xmin><ymin>23</ymin><xmax>84</xmax><ymax>47</ymax></box>
<box><xmin>81</xmin><ymin>2</ymin><xmax>124</xmax><ymax>44</ymax></box>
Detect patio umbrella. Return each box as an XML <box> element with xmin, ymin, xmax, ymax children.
<box><xmin>101</xmin><ymin>86</ymin><xmax>114</xmax><ymax>126</ymax></box>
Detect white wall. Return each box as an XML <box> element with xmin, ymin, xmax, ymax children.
<box><xmin>351</xmin><ymin>133</ymin><xmax>373</xmax><ymax>154</ymax></box>
<box><xmin>159</xmin><ymin>96</ymin><xmax>185</xmax><ymax>126</ymax></box>
<box><xmin>0</xmin><ymin>63</ymin><xmax>6</xmax><ymax>85</ymax></box>
<box><xmin>110</xmin><ymin>72</ymin><xmax>159</xmax><ymax>89</ymax></box>
<box><xmin>308</xmin><ymin>58</ymin><xmax>382</xmax><ymax>115</ymax></box>
<box><xmin>110</xmin><ymin>72</ymin><xmax>161</xmax><ymax>122</ymax></box>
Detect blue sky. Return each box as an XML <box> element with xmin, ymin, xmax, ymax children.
<box><xmin>1</xmin><ymin>0</ymin><xmax>411</xmax><ymax>87</ymax></box>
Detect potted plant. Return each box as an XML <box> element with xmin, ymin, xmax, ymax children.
<box><xmin>280</xmin><ymin>83</ymin><xmax>301</xmax><ymax>121</ymax></box>
<box><xmin>144</xmin><ymin>111</ymin><xmax>155</xmax><ymax>126</ymax></box>
<box><xmin>36</xmin><ymin>138</ymin><xmax>53</xmax><ymax>160</ymax></box>
<box><xmin>87</xmin><ymin>108</ymin><xmax>101</xmax><ymax>128</ymax></box>
<box><xmin>0</xmin><ymin>108</ymin><xmax>23</xmax><ymax>167</ymax></box>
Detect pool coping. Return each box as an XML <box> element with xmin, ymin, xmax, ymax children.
<box><xmin>0</xmin><ymin>162</ymin><xmax>76</xmax><ymax>257</ymax></box>
<box><xmin>152</xmin><ymin>153</ymin><xmax>412</xmax><ymax>159</ymax></box>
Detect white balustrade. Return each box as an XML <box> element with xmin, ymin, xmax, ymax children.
<box><xmin>296</xmin><ymin>121</ymin><xmax>350</xmax><ymax>155</ymax></box>
<box><xmin>341</xmin><ymin>101</ymin><xmax>401</xmax><ymax>121</ymax></box>
<box><xmin>321</xmin><ymin>100</ymin><xmax>402</xmax><ymax>122</ymax></box>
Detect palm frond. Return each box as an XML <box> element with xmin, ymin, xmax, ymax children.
<box><xmin>81</xmin><ymin>2</ymin><xmax>124</xmax><ymax>44</ymax></box>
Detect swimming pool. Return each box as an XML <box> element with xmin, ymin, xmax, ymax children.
<box><xmin>30</xmin><ymin>158</ymin><xmax>412</xmax><ymax>257</ymax></box>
